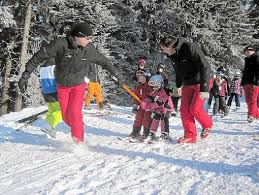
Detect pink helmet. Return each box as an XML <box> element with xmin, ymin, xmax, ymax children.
<box><xmin>138</xmin><ymin>59</ymin><xmax>146</xmax><ymax>65</ymax></box>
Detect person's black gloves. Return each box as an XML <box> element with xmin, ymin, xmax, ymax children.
<box><xmin>18</xmin><ymin>72</ymin><xmax>30</xmax><ymax>93</ymax></box>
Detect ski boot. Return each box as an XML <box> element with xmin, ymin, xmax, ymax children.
<box><xmin>139</xmin><ymin>134</ymin><xmax>148</xmax><ymax>141</ymax></box>
<box><xmin>129</xmin><ymin>127</ymin><xmax>141</xmax><ymax>139</ymax></box>
<box><xmin>147</xmin><ymin>132</ymin><xmax>157</xmax><ymax>144</ymax></box>
<box><xmin>200</xmin><ymin>128</ymin><xmax>211</xmax><ymax>139</ymax></box>
<box><xmin>160</xmin><ymin>132</ymin><xmax>171</xmax><ymax>140</ymax></box>
<box><xmin>41</xmin><ymin>123</ymin><xmax>56</xmax><ymax>138</ymax></box>
<box><xmin>139</xmin><ymin>127</ymin><xmax>150</xmax><ymax>141</ymax></box>
<box><xmin>247</xmin><ymin>116</ymin><xmax>255</xmax><ymax>123</ymax></box>
<box><xmin>177</xmin><ymin>136</ymin><xmax>196</xmax><ymax>143</ymax></box>
<box><xmin>98</xmin><ymin>102</ymin><xmax>104</xmax><ymax>110</ymax></box>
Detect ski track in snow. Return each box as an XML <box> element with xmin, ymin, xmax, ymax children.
<box><xmin>0</xmin><ymin>102</ymin><xmax>258</xmax><ymax>195</ymax></box>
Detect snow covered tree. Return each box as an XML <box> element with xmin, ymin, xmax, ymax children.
<box><xmin>1</xmin><ymin>0</ymin><xmax>258</xmax><ymax>113</ymax></box>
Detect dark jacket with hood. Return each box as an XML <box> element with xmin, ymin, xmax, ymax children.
<box><xmin>170</xmin><ymin>39</ymin><xmax>212</xmax><ymax>92</ymax></box>
<box><xmin>21</xmin><ymin>35</ymin><xmax>121</xmax><ymax>87</ymax></box>
<box><xmin>241</xmin><ymin>51</ymin><xmax>259</xmax><ymax>86</ymax></box>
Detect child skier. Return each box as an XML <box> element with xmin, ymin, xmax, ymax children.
<box><xmin>156</xmin><ymin>64</ymin><xmax>174</xmax><ymax>135</ymax></box>
<box><xmin>166</xmin><ymin>79</ymin><xmax>181</xmax><ymax>116</ymax></box>
<box><xmin>210</xmin><ymin>71</ymin><xmax>229</xmax><ymax>116</ymax></box>
<box><xmin>132</xmin><ymin>58</ymin><xmax>151</xmax><ymax>83</ymax></box>
<box><xmin>227</xmin><ymin>71</ymin><xmax>243</xmax><ymax>110</ymax></box>
<box><xmin>84</xmin><ymin>63</ymin><xmax>104</xmax><ymax>110</ymax></box>
<box><xmin>40</xmin><ymin>58</ymin><xmax>62</xmax><ymax>138</ymax></box>
<box><xmin>129</xmin><ymin>70</ymin><xmax>153</xmax><ymax>140</ymax></box>
<box><xmin>141</xmin><ymin>74</ymin><xmax>174</xmax><ymax>142</ymax></box>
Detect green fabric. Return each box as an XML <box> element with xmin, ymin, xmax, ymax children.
<box><xmin>168</xmin><ymin>81</ymin><xmax>181</xmax><ymax>97</ymax></box>
<box><xmin>45</xmin><ymin>102</ymin><xmax>62</xmax><ymax>128</ymax></box>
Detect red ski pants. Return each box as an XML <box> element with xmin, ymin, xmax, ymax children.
<box><xmin>57</xmin><ymin>83</ymin><xmax>86</xmax><ymax>141</ymax></box>
<box><xmin>244</xmin><ymin>84</ymin><xmax>259</xmax><ymax>118</ymax></box>
<box><xmin>180</xmin><ymin>84</ymin><xmax>213</xmax><ymax>138</ymax></box>
<box><xmin>133</xmin><ymin>109</ymin><xmax>151</xmax><ymax>129</ymax></box>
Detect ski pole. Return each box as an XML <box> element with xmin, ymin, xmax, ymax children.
<box><xmin>111</xmin><ymin>76</ymin><xmax>142</xmax><ymax>104</ymax></box>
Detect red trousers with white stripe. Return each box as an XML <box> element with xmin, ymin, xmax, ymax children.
<box><xmin>243</xmin><ymin>84</ymin><xmax>259</xmax><ymax>118</ymax></box>
<box><xmin>180</xmin><ymin>84</ymin><xmax>213</xmax><ymax>138</ymax></box>
<box><xmin>57</xmin><ymin>83</ymin><xmax>86</xmax><ymax>142</ymax></box>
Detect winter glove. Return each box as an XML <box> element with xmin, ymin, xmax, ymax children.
<box><xmin>200</xmin><ymin>92</ymin><xmax>210</xmax><ymax>100</ymax></box>
<box><xmin>18</xmin><ymin>72</ymin><xmax>30</xmax><ymax>93</ymax></box>
<box><xmin>132</xmin><ymin>104</ymin><xmax>139</xmax><ymax>113</ymax></box>
<box><xmin>141</xmin><ymin>101</ymin><xmax>149</xmax><ymax>110</ymax></box>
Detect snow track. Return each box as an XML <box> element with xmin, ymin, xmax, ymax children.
<box><xmin>0</xmin><ymin>103</ymin><xmax>258</xmax><ymax>194</ymax></box>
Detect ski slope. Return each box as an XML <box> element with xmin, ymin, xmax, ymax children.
<box><xmin>0</xmin><ymin>102</ymin><xmax>258</xmax><ymax>195</ymax></box>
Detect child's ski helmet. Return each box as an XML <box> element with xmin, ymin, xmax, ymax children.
<box><xmin>148</xmin><ymin>74</ymin><xmax>164</xmax><ymax>89</ymax></box>
<box><xmin>138</xmin><ymin>59</ymin><xmax>146</xmax><ymax>66</ymax></box>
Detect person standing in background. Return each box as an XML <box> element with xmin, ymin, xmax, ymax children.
<box><xmin>241</xmin><ymin>45</ymin><xmax>259</xmax><ymax>123</ymax></box>
<box><xmin>84</xmin><ymin>63</ymin><xmax>104</xmax><ymax>110</ymax></box>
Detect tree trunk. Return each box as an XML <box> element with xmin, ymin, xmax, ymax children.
<box><xmin>0</xmin><ymin>40</ymin><xmax>15</xmax><ymax>115</ymax></box>
<box><xmin>14</xmin><ymin>0</ymin><xmax>32</xmax><ymax>111</ymax></box>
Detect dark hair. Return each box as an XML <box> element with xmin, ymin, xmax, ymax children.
<box><xmin>159</xmin><ymin>36</ymin><xmax>178</xmax><ymax>47</ymax></box>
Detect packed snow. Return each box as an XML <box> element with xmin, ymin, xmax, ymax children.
<box><xmin>0</xmin><ymin>101</ymin><xmax>258</xmax><ymax>195</ymax></box>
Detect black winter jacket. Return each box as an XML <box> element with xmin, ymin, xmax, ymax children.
<box><xmin>170</xmin><ymin>39</ymin><xmax>212</xmax><ymax>92</ymax></box>
<box><xmin>241</xmin><ymin>51</ymin><xmax>259</xmax><ymax>86</ymax></box>
<box><xmin>87</xmin><ymin>63</ymin><xmax>100</xmax><ymax>83</ymax></box>
<box><xmin>22</xmin><ymin>36</ymin><xmax>121</xmax><ymax>87</ymax></box>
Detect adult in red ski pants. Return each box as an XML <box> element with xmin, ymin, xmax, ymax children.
<box><xmin>243</xmin><ymin>84</ymin><xmax>259</xmax><ymax>119</ymax></box>
<box><xmin>57</xmin><ymin>83</ymin><xmax>86</xmax><ymax>142</ymax></box>
<box><xmin>180</xmin><ymin>84</ymin><xmax>213</xmax><ymax>139</ymax></box>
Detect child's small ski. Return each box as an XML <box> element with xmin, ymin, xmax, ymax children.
<box><xmin>41</xmin><ymin>128</ymin><xmax>56</xmax><ymax>138</ymax></box>
<box><xmin>116</xmin><ymin>136</ymin><xmax>143</xmax><ymax>143</ymax></box>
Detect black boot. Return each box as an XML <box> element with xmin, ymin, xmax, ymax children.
<box><xmin>129</xmin><ymin>127</ymin><xmax>141</xmax><ymax>138</ymax></box>
<box><xmin>142</xmin><ymin>127</ymin><xmax>150</xmax><ymax>139</ymax></box>
<box><xmin>98</xmin><ymin>102</ymin><xmax>104</xmax><ymax>110</ymax></box>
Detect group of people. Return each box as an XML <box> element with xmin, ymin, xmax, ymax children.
<box><xmin>18</xmin><ymin>22</ymin><xmax>259</xmax><ymax>144</ymax></box>
<box><xmin>128</xmin><ymin>37</ymin><xmax>213</xmax><ymax>143</ymax></box>
<box><xmin>208</xmin><ymin>67</ymin><xmax>242</xmax><ymax>117</ymax></box>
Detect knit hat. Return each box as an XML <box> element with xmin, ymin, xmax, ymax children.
<box><xmin>71</xmin><ymin>22</ymin><xmax>93</xmax><ymax>37</ymax></box>
<box><xmin>138</xmin><ymin>59</ymin><xmax>146</xmax><ymax>65</ymax></box>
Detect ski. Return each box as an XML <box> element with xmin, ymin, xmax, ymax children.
<box><xmin>116</xmin><ymin>136</ymin><xmax>143</xmax><ymax>143</ymax></box>
<box><xmin>16</xmin><ymin>115</ymin><xmax>41</xmax><ymax>131</ymax></box>
<box><xmin>41</xmin><ymin>128</ymin><xmax>56</xmax><ymax>138</ymax></box>
<box><xmin>116</xmin><ymin>136</ymin><xmax>174</xmax><ymax>144</ymax></box>
<box><xmin>16</xmin><ymin>109</ymin><xmax>48</xmax><ymax>131</ymax></box>
<box><xmin>17</xmin><ymin>109</ymin><xmax>48</xmax><ymax>123</ymax></box>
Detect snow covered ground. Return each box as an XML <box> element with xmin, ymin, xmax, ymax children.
<box><xmin>0</xmin><ymin>101</ymin><xmax>258</xmax><ymax>195</ymax></box>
